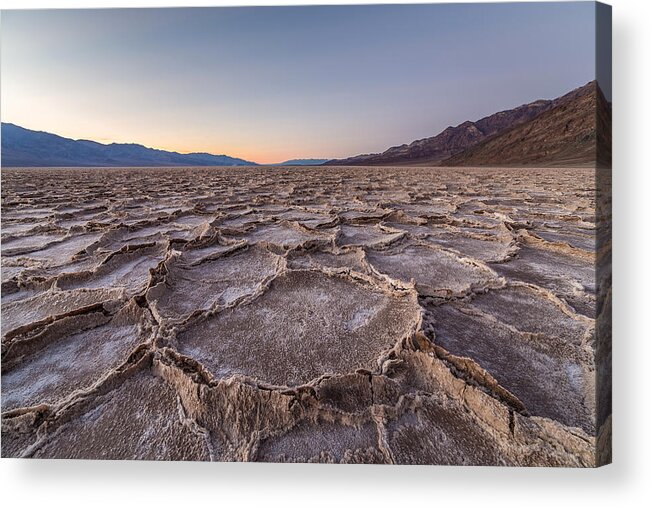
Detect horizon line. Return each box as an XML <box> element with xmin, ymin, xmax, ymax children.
<box><xmin>0</xmin><ymin>79</ymin><xmax>597</xmax><ymax>166</ymax></box>
<box><xmin>1</xmin><ymin>121</ymin><xmax>337</xmax><ymax>166</ymax></box>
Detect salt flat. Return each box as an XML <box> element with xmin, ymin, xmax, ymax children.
<box><xmin>1</xmin><ymin>166</ymin><xmax>598</xmax><ymax>465</ymax></box>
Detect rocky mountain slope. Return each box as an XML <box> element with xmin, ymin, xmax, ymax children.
<box><xmin>325</xmin><ymin>98</ymin><xmax>556</xmax><ymax>166</ymax></box>
<box><xmin>442</xmin><ymin>81</ymin><xmax>611</xmax><ymax>167</ymax></box>
<box><xmin>325</xmin><ymin>81</ymin><xmax>609</xmax><ymax>167</ymax></box>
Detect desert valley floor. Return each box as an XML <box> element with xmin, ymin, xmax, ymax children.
<box><xmin>1</xmin><ymin>166</ymin><xmax>600</xmax><ymax>465</ymax></box>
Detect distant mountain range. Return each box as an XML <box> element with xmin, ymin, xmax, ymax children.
<box><xmin>274</xmin><ymin>158</ymin><xmax>329</xmax><ymax>166</ymax></box>
<box><xmin>0</xmin><ymin>123</ymin><xmax>256</xmax><ymax>167</ymax></box>
<box><xmin>325</xmin><ymin>81</ymin><xmax>611</xmax><ymax>167</ymax></box>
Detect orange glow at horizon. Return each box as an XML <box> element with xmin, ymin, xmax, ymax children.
<box><xmin>0</xmin><ymin>117</ymin><xmax>327</xmax><ymax>165</ymax></box>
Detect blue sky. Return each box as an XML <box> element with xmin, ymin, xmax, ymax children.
<box><xmin>1</xmin><ymin>3</ymin><xmax>597</xmax><ymax>163</ymax></box>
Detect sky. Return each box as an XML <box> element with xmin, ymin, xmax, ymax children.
<box><xmin>1</xmin><ymin>3</ymin><xmax>598</xmax><ymax>164</ymax></box>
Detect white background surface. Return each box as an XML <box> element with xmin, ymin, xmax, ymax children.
<box><xmin>0</xmin><ymin>0</ymin><xmax>649</xmax><ymax>505</ymax></box>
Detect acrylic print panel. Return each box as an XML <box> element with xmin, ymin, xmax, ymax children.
<box><xmin>0</xmin><ymin>2</ymin><xmax>612</xmax><ymax>466</ymax></box>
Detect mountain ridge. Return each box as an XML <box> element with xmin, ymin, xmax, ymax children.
<box><xmin>324</xmin><ymin>81</ymin><xmax>607</xmax><ymax>167</ymax></box>
<box><xmin>273</xmin><ymin>158</ymin><xmax>329</xmax><ymax>166</ymax></box>
<box><xmin>323</xmin><ymin>96</ymin><xmax>557</xmax><ymax>166</ymax></box>
<box><xmin>441</xmin><ymin>81</ymin><xmax>611</xmax><ymax>167</ymax></box>
<box><xmin>1</xmin><ymin>123</ymin><xmax>257</xmax><ymax>167</ymax></box>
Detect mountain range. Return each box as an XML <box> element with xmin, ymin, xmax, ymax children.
<box><xmin>0</xmin><ymin>123</ymin><xmax>256</xmax><ymax>167</ymax></box>
<box><xmin>1</xmin><ymin>81</ymin><xmax>610</xmax><ymax>169</ymax></box>
<box><xmin>325</xmin><ymin>81</ymin><xmax>611</xmax><ymax>168</ymax></box>
<box><xmin>272</xmin><ymin>159</ymin><xmax>329</xmax><ymax>166</ymax></box>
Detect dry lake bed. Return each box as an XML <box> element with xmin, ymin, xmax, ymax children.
<box><xmin>1</xmin><ymin>166</ymin><xmax>598</xmax><ymax>465</ymax></box>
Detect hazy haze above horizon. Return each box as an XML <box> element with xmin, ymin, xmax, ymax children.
<box><xmin>1</xmin><ymin>3</ymin><xmax>597</xmax><ymax>164</ymax></box>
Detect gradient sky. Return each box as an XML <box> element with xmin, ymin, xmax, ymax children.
<box><xmin>1</xmin><ymin>3</ymin><xmax>598</xmax><ymax>164</ymax></box>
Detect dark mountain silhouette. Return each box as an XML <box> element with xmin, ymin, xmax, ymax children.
<box><xmin>275</xmin><ymin>158</ymin><xmax>329</xmax><ymax>166</ymax></box>
<box><xmin>1</xmin><ymin>123</ymin><xmax>257</xmax><ymax>167</ymax></box>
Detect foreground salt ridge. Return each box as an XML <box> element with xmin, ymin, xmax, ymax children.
<box><xmin>1</xmin><ymin>166</ymin><xmax>599</xmax><ymax>465</ymax></box>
